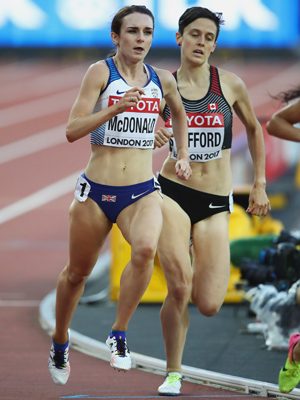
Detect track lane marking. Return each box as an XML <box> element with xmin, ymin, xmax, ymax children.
<box><xmin>0</xmin><ymin>300</ymin><xmax>40</xmax><ymax>307</ymax></box>
<box><xmin>0</xmin><ymin>63</ymin><xmax>87</xmax><ymax>106</ymax></box>
<box><xmin>60</xmin><ymin>395</ymin><xmax>257</xmax><ymax>399</ymax></box>
<box><xmin>0</xmin><ymin>87</ymin><xmax>78</xmax><ymax>129</ymax></box>
<box><xmin>0</xmin><ymin>170</ymin><xmax>83</xmax><ymax>225</ymax></box>
<box><xmin>0</xmin><ymin>124</ymin><xmax>67</xmax><ymax>164</ymax></box>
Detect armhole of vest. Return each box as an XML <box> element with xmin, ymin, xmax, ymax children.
<box><xmin>145</xmin><ymin>63</ymin><xmax>164</xmax><ymax>99</ymax></box>
<box><xmin>100</xmin><ymin>58</ymin><xmax>114</xmax><ymax>96</ymax></box>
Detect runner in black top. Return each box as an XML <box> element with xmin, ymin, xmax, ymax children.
<box><xmin>154</xmin><ymin>7</ymin><xmax>271</xmax><ymax>396</ymax></box>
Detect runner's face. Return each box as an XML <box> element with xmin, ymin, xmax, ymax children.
<box><xmin>116</xmin><ymin>13</ymin><xmax>154</xmax><ymax>61</ymax></box>
<box><xmin>177</xmin><ymin>18</ymin><xmax>217</xmax><ymax>64</ymax></box>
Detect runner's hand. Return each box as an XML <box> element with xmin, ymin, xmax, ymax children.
<box><xmin>175</xmin><ymin>159</ymin><xmax>192</xmax><ymax>180</ymax></box>
<box><xmin>116</xmin><ymin>87</ymin><xmax>145</xmax><ymax>114</ymax></box>
<box><xmin>247</xmin><ymin>184</ymin><xmax>271</xmax><ymax>216</ymax></box>
<box><xmin>154</xmin><ymin>128</ymin><xmax>173</xmax><ymax>149</ymax></box>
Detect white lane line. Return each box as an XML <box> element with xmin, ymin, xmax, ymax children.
<box><xmin>0</xmin><ymin>300</ymin><xmax>40</xmax><ymax>307</ymax></box>
<box><xmin>0</xmin><ymin>124</ymin><xmax>66</xmax><ymax>164</ymax></box>
<box><xmin>0</xmin><ymin>61</ymin><xmax>41</xmax><ymax>84</ymax></box>
<box><xmin>0</xmin><ymin>170</ymin><xmax>83</xmax><ymax>225</ymax></box>
<box><xmin>0</xmin><ymin>87</ymin><xmax>78</xmax><ymax>129</ymax></box>
<box><xmin>0</xmin><ymin>63</ymin><xmax>87</xmax><ymax>106</ymax></box>
<box><xmin>0</xmin><ymin>239</ymin><xmax>68</xmax><ymax>250</ymax></box>
<box><xmin>0</xmin><ymin>292</ymin><xmax>26</xmax><ymax>299</ymax></box>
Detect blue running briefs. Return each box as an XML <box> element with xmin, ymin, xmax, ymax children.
<box><xmin>75</xmin><ymin>173</ymin><xmax>162</xmax><ymax>223</ymax></box>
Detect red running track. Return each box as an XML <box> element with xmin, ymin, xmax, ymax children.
<box><xmin>1</xmin><ymin>57</ymin><xmax>299</xmax><ymax>399</ymax></box>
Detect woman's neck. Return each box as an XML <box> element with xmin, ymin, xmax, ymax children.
<box><xmin>113</xmin><ymin>54</ymin><xmax>146</xmax><ymax>81</ymax></box>
<box><xmin>177</xmin><ymin>60</ymin><xmax>210</xmax><ymax>86</ymax></box>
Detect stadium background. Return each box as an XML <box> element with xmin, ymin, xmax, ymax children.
<box><xmin>1</xmin><ymin>0</ymin><xmax>300</xmax><ymax>399</ymax></box>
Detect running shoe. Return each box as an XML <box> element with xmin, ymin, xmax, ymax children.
<box><xmin>279</xmin><ymin>333</ymin><xmax>300</xmax><ymax>393</ymax></box>
<box><xmin>106</xmin><ymin>334</ymin><xmax>131</xmax><ymax>371</ymax></box>
<box><xmin>48</xmin><ymin>331</ymin><xmax>70</xmax><ymax>385</ymax></box>
<box><xmin>158</xmin><ymin>372</ymin><xmax>182</xmax><ymax>396</ymax></box>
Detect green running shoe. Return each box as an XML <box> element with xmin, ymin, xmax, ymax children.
<box><xmin>279</xmin><ymin>333</ymin><xmax>300</xmax><ymax>393</ymax></box>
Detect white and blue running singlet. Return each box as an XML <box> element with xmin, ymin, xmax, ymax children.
<box><xmin>90</xmin><ymin>58</ymin><xmax>163</xmax><ymax>149</ymax></box>
<box><xmin>163</xmin><ymin>66</ymin><xmax>233</xmax><ymax>163</ymax></box>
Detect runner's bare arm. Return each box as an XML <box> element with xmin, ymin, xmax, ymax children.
<box><xmin>154</xmin><ymin>99</ymin><xmax>173</xmax><ymax>149</ymax></box>
<box><xmin>266</xmin><ymin>99</ymin><xmax>300</xmax><ymax>142</ymax></box>
<box><xmin>66</xmin><ymin>62</ymin><xmax>144</xmax><ymax>142</ymax></box>
<box><xmin>155</xmin><ymin>68</ymin><xmax>191</xmax><ymax>179</ymax></box>
<box><xmin>232</xmin><ymin>75</ymin><xmax>270</xmax><ymax>216</ymax></box>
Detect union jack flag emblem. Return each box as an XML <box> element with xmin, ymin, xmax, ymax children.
<box><xmin>102</xmin><ymin>195</ymin><xmax>116</xmax><ymax>202</ymax></box>
<box><xmin>208</xmin><ymin>103</ymin><xmax>218</xmax><ymax>110</ymax></box>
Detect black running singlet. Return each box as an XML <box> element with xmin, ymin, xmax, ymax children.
<box><xmin>163</xmin><ymin>66</ymin><xmax>233</xmax><ymax>163</ymax></box>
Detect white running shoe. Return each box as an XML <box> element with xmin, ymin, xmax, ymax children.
<box><xmin>48</xmin><ymin>331</ymin><xmax>70</xmax><ymax>385</ymax></box>
<box><xmin>158</xmin><ymin>372</ymin><xmax>182</xmax><ymax>396</ymax></box>
<box><xmin>106</xmin><ymin>334</ymin><xmax>131</xmax><ymax>371</ymax></box>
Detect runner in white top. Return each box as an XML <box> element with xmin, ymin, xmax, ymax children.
<box><xmin>48</xmin><ymin>5</ymin><xmax>192</xmax><ymax>386</ymax></box>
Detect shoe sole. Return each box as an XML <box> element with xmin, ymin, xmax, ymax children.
<box><xmin>110</xmin><ymin>359</ymin><xmax>131</xmax><ymax>371</ymax></box>
<box><xmin>158</xmin><ymin>392</ymin><xmax>180</xmax><ymax>396</ymax></box>
<box><xmin>111</xmin><ymin>364</ymin><xmax>129</xmax><ymax>372</ymax></box>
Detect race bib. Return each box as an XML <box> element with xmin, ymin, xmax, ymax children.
<box><xmin>166</xmin><ymin>113</ymin><xmax>225</xmax><ymax>163</ymax></box>
<box><xmin>102</xmin><ymin>95</ymin><xmax>160</xmax><ymax>149</ymax></box>
<box><xmin>74</xmin><ymin>175</ymin><xmax>91</xmax><ymax>202</ymax></box>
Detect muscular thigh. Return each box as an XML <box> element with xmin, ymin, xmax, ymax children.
<box><xmin>192</xmin><ymin>212</ymin><xmax>231</xmax><ymax>306</ymax></box>
<box><xmin>157</xmin><ymin>195</ymin><xmax>192</xmax><ymax>287</ymax></box>
<box><xmin>68</xmin><ymin>198</ymin><xmax>112</xmax><ymax>275</ymax></box>
<box><xmin>116</xmin><ymin>190</ymin><xmax>163</xmax><ymax>248</ymax></box>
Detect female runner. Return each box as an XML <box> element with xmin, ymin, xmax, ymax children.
<box><xmin>155</xmin><ymin>7</ymin><xmax>271</xmax><ymax>396</ymax></box>
<box><xmin>48</xmin><ymin>5</ymin><xmax>191</xmax><ymax>385</ymax></box>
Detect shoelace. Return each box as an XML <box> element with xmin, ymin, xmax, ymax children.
<box><xmin>287</xmin><ymin>366</ymin><xmax>300</xmax><ymax>378</ymax></box>
<box><xmin>166</xmin><ymin>374</ymin><xmax>181</xmax><ymax>386</ymax></box>
<box><xmin>115</xmin><ymin>338</ymin><xmax>127</xmax><ymax>357</ymax></box>
<box><xmin>53</xmin><ymin>348</ymin><xmax>68</xmax><ymax>368</ymax></box>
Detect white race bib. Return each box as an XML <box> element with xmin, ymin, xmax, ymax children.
<box><xmin>74</xmin><ymin>175</ymin><xmax>91</xmax><ymax>202</ymax></box>
<box><xmin>166</xmin><ymin>112</ymin><xmax>225</xmax><ymax>162</ymax></box>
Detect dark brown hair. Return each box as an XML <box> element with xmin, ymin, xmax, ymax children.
<box><xmin>178</xmin><ymin>7</ymin><xmax>224</xmax><ymax>41</ymax></box>
<box><xmin>111</xmin><ymin>5</ymin><xmax>154</xmax><ymax>35</ymax></box>
<box><xmin>274</xmin><ymin>86</ymin><xmax>300</xmax><ymax>103</ymax></box>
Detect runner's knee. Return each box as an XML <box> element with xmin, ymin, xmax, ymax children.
<box><xmin>192</xmin><ymin>293</ymin><xmax>221</xmax><ymax>317</ymax></box>
<box><xmin>65</xmin><ymin>266</ymin><xmax>90</xmax><ymax>286</ymax></box>
<box><xmin>172</xmin><ymin>282</ymin><xmax>191</xmax><ymax>304</ymax></box>
<box><xmin>166</xmin><ymin>275</ymin><xmax>192</xmax><ymax>306</ymax></box>
<box><xmin>131</xmin><ymin>238</ymin><xmax>157</xmax><ymax>265</ymax></box>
